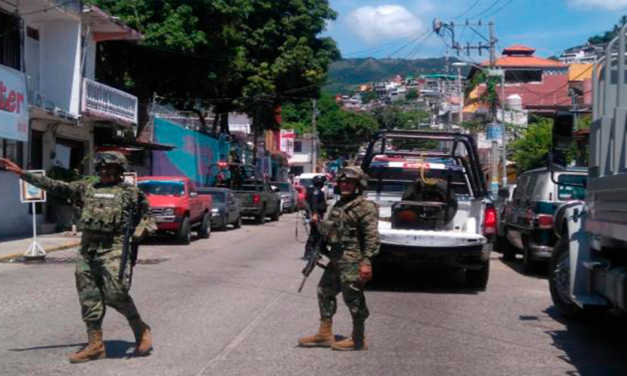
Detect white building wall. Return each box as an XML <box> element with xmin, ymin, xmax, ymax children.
<box><xmin>41</xmin><ymin>19</ymin><xmax>81</xmax><ymax>116</ymax></box>
<box><xmin>84</xmin><ymin>35</ymin><xmax>97</xmax><ymax>80</ymax></box>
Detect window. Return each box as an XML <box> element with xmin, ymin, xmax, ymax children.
<box><xmin>505</xmin><ymin>70</ymin><xmax>542</xmax><ymax>84</ymax></box>
<box><xmin>294</xmin><ymin>141</ymin><xmax>302</xmax><ymax>153</ymax></box>
<box><xmin>1</xmin><ymin>137</ymin><xmax>24</xmax><ymax>167</ymax></box>
<box><xmin>0</xmin><ymin>10</ymin><xmax>21</xmax><ymax>70</ymax></box>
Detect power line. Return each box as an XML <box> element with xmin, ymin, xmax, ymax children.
<box><xmin>19</xmin><ymin>0</ymin><xmax>78</xmax><ymax>16</ymax></box>
<box><xmin>342</xmin><ymin>31</ymin><xmax>426</xmax><ymax>57</ymax></box>
<box><xmin>452</xmin><ymin>0</ymin><xmax>482</xmax><ymax>20</ymax></box>
<box><xmin>469</xmin><ymin>0</ymin><xmax>501</xmax><ymax>19</ymax></box>
<box><xmin>483</xmin><ymin>0</ymin><xmax>514</xmax><ymax>18</ymax></box>
<box><xmin>386</xmin><ymin>29</ymin><xmax>432</xmax><ymax>58</ymax></box>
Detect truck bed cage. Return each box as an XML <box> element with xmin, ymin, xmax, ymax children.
<box><xmin>361</xmin><ymin>130</ymin><xmax>487</xmax><ymax>198</ymax></box>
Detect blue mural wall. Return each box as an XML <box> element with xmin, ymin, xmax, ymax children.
<box><xmin>152</xmin><ymin>118</ymin><xmax>230</xmax><ymax>187</ymax></box>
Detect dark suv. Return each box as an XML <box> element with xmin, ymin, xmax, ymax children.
<box><xmin>498</xmin><ymin>167</ymin><xmax>587</xmax><ymax>273</ymax></box>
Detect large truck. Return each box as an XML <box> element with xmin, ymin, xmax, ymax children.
<box><xmin>548</xmin><ymin>23</ymin><xmax>627</xmax><ymax>317</ymax></box>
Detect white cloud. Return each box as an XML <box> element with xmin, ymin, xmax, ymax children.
<box><xmin>570</xmin><ymin>0</ymin><xmax>627</xmax><ymax>10</ymax></box>
<box><xmin>345</xmin><ymin>5</ymin><xmax>424</xmax><ymax>44</ymax></box>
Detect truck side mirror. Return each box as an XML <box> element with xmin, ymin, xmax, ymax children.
<box><xmin>550</xmin><ymin>111</ymin><xmax>575</xmax><ymax>170</ymax></box>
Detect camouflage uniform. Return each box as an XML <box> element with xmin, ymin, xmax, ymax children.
<box><xmin>318</xmin><ymin>194</ymin><xmax>380</xmax><ymax>323</ymax></box>
<box><xmin>21</xmin><ymin>172</ymin><xmax>156</xmax><ymax>330</ymax></box>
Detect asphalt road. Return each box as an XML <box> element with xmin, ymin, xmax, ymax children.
<box><xmin>1</xmin><ymin>213</ymin><xmax>627</xmax><ymax>376</ymax></box>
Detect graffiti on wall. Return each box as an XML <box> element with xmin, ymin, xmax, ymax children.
<box><xmin>152</xmin><ymin>118</ymin><xmax>230</xmax><ymax>187</ymax></box>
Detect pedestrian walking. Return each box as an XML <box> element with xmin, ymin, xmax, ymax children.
<box><xmin>298</xmin><ymin>166</ymin><xmax>380</xmax><ymax>351</ymax></box>
<box><xmin>1</xmin><ymin>152</ymin><xmax>156</xmax><ymax>363</ymax></box>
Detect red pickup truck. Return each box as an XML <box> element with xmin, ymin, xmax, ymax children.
<box><xmin>137</xmin><ymin>176</ymin><xmax>212</xmax><ymax>244</ymax></box>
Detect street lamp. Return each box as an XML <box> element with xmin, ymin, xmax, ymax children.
<box><xmin>453</xmin><ymin>61</ymin><xmax>507</xmax><ymax>188</ymax></box>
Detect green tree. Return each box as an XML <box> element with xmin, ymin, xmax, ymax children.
<box><xmin>511</xmin><ymin>118</ymin><xmax>553</xmax><ymax>172</ymax></box>
<box><xmin>405</xmin><ymin>89</ymin><xmax>418</xmax><ymax>101</ymax></box>
<box><xmin>360</xmin><ymin>91</ymin><xmax>378</xmax><ymax>104</ymax></box>
<box><xmin>373</xmin><ymin>106</ymin><xmax>429</xmax><ymax>129</ymax></box>
<box><xmin>89</xmin><ymin>0</ymin><xmax>339</xmax><ymax>135</ymax></box>
<box><xmin>588</xmin><ymin>15</ymin><xmax>627</xmax><ymax>45</ymax></box>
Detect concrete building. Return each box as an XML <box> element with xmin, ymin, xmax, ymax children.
<box><xmin>0</xmin><ymin>1</ymin><xmax>141</xmax><ymax>238</ymax></box>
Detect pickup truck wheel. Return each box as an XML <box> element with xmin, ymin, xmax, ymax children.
<box><xmin>270</xmin><ymin>205</ymin><xmax>280</xmax><ymax>221</ymax></box>
<box><xmin>255</xmin><ymin>206</ymin><xmax>266</xmax><ymax>225</ymax></box>
<box><xmin>233</xmin><ymin>215</ymin><xmax>242</xmax><ymax>229</ymax></box>
<box><xmin>497</xmin><ymin>236</ymin><xmax>516</xmax><ymax>261</ymax></box>
<box><xmin>177</xmin><ymin>217</ymin><xmax>192</xmax><ymax>245</ymax></box>
<box><xmin>466</xmin><ymin>260</ymin><xmax>490</xmax><ymax>290</ymax></box>
<box><xmin>197</xmin><ymin>213</ymin><xmax>211</xmax><ymax>239</ymax></box>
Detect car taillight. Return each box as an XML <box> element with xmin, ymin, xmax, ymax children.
<box><xmin>484</xmin><ymin>206</ymin><xmax>497</xmax><ymax>236</ymax></box>
<box><xmin>535</xmin><ymin>214</ymin><xmax>553</xmax><ymax>229</ymax></box>
<box><xmin>252</xmin><ymin>194</ymin><xmax>261</xmax><ymax>204</ymax></box>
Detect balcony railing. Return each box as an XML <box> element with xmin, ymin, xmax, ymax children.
<box><xmin>82</xmin><ymin>78</ymin><xmax>138</xmax><ymax>125</ymax></box>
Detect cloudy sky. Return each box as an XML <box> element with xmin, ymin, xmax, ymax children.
<box><xmin>326</xmin><ymin>0</ymin><xmax>625</xmax><ymax>60</ymax></box>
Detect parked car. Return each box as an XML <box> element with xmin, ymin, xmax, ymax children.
<box><xmin>210</xmin><ymin>163</ymin><xmax>282</xmax><ymax>224</ymax></box>
<box><xmin>498</xmin><ymin>167</ymin><xmax>587</xmax><ymax>273</ymax></box>
<box><xmin>293</xmin><ymin>184</ymin><xmax>306</xmax><ymax>209</ymax></box>
<box><xmin>495</xmin><ymin>184</ymin><xmax>516</xmax><ymax>240</ymax></box>
<box><xmin>197</xmin><ymin>187</ymin><xmax>242</xmax><ymax>230</ymax></box>
<box><xmin>138</xmin><ymin>176</ymin><xmax>212</xmax><ymax>244</ymax></box>
<box><xmin>233</xmin><ymin>178</ymin><xmax>281</xmax><ymax>224</ymax></box>
<box><xmin>270</xmin><ymin>182</ymin><xmax>298</xmax><ymax>213</ymax></box>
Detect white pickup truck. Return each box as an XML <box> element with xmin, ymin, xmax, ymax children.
<box><xmin>361</xmin><ymin>130</ymin><xmax>495</xmax><ymax>289</ymax></box>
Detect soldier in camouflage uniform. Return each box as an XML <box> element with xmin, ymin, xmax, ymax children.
<box><xmin>298</xmin><ymin>166</ymin><xmax>380</xmax><ymax>351</ymax></box>
<box><xmin>1</xmin><ymin>152</ymin><xmax>156</xmax><ymax>363</ymax></box>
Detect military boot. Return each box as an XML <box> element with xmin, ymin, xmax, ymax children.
<box><xmin>297</xmin><ymin>318</ymin><xmax>334</xmax><ymax>347</ymax></box>
<box><xmin>68</xmin><ymin>329</ymin><xmax>106</xmax><ymax>363</ymax></box>
<box><xmin>331</xmin><ymin>322</ymin><xmax>368</xmax><ymax>351</ymax></box>
<box><xmin>129</xmin><ymin>319</ymin><xmax>153</xmax><ymax>356</ymax></box>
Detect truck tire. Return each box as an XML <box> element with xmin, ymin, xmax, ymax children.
<box><xmin>496</xmin><ymin>234</ymin><xmax>516</xmax><ymax>261</ymax></box>
<box><xmin>466</xmin><ymin>260</ymin><xmax>490</xmax><ymax>290</ymax></box>
<box><xmin>197</xmin><ymin>213</ymin><xmax>211</xmax><ymax>239</ymax></box>
<box><xmin>177</xmin><ymin>217</ymin><xmax>192</xmax><ymax>245</ymax></box>
<box><xmin>549</xmin><ymin>231</ymin><xmax>606</xmax><ymax>320</ymax></box>
<box><xmin>270</xmin><ymin>204</ymin><xmax>280</xmax><ymax>221</ymax></box>
<box><xmin>233</xmin><ymin>215</ymin><xmax>242</xmax><ymax>229</ymax></box>
<box><xmin>255</xmin><ymin>206</ymin><xmax>266</xmax><ymax>225</ymax></box>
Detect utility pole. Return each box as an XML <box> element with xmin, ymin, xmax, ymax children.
<box><xmin>456</xmin><ymin>65</ymin><xmax>464</xmax><ymax>124</ymax></box>
<box><xmin>500</xmin><ymin>74</ymin><xmax>507</xmax><ymax>187</ymax></box>
<box><xmin>489</xmin><ymin>22</ymin><xmax>496</xmax><ymax>68</ymax></box>
<box><xmin>311</xmin><ymin>99</ymin><xmax>318</xmax><ymax>173</ymax></box>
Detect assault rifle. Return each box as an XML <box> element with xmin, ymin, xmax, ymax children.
<box><xmin>119</xmin><ymin>205</ymin><xmax>138</xmax><ymax>283</ymax></box>
<box><xmin>298</xmin><ymin>232</ymin><xmax>327</xmax><ymax>293</ymax></box>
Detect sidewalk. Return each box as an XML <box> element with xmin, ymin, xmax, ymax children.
<box><xmin>0</xmin><ymin>233</ymin><xmax>81</xmax><ymax>261</ymax></box>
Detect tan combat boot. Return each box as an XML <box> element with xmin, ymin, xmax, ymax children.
<box><xmin>129</xmin><ymin>319</ymin><xmax>153</xmax><ymax>356</ymax></box>
<box><xmin>331</xmin><ymin>322</ymin><xmax>368</xmax><ymax>351</ymax></box>
<box><xmin>68</xmin><ymin>329</ymin><xmax>106</xmax><ymax>363</ymax></box>
<box><xmin>297</xmin><ymin>318</ymin><xmax>334</xmax><ymax>347</ymax></box>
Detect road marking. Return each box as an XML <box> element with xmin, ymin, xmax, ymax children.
<box><xmin>194</xmin><ymin>290</ymin><xmax>285</xmax><ymax>376</ymax></box>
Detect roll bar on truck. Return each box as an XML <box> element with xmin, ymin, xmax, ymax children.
<box><xmin>548</xmin><ymin>21</ymin><xmax>627</xmax><ymax>317</ymax></box>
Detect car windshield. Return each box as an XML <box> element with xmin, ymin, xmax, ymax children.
<box><xmin>557</xmin><ymin>174</ymin><xmax>587</xmax><ymax>200</ymax></box>
<box><xmin>138</xmin><ymin>181</ymin><xmax>185</xmax><ymax>196</ymax></box>
<box><xmin>208</xmin><ymin>192</ymin><xmax>226</xmax><ymax>203</ymax></box>
<box><xmin>273</xmin><ymin>183</ymin><xmax>291</xmax><ymax>192</ymax></box>
<box><xmin>299</xmin><ymin>178</ymin><xmax>313</xmax><ymax>188</ymax></box>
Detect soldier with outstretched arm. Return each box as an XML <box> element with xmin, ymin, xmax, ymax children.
<box><xmin>0</xmin><ymin>152</ymin><xmax>156</xmax><ymax>363</ymax></box>
<box><xmin>297</xmin><ymin>166</ymin><xmax>380</xmax><ymax>351</ymax></box>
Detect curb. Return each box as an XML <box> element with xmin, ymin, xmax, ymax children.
<box><xmin>0</xmin><ymin>241</ymin><xmax>82</xmax><ymax>262</ymax></box>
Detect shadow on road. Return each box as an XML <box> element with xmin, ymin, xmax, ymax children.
<box><xmin>498</xmin><ymin>255</ymin><xmax>549</xmax><ymax>280</ymax></box>
<box><xmin>9</xmin><ymin>340</ymin><xmax>135</xmax><ymax>359</ymax></box>
<box><xmin>542</xmin><ymin>307</ymin><xmax>627</xmax><ymax>376</ymax></box>
<box><xmin>367</xmin><ymin>265</ymin><xmax>480</xmax><ymax>295</ymax></box>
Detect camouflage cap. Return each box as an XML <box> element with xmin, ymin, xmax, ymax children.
<box><xmin>94</xmin><ymin>151</ymin><xmax>129</xmax><ymax>172</ymax></box>
<box><xmin>337</xmin><ymin>166</ymin><xmax>368</xmax><ymax>188</ymax></box>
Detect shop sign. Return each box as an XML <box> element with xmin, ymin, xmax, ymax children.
<box><xmin>0</xmin><ymin>65</ymin><xmax>28</xmax><ymax>142</ymax></box>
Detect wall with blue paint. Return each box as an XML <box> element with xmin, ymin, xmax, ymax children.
<box><xmin>152</xmin><ymin>118</ymin><xmax>230</xmax><ymax>187</ymax></box>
